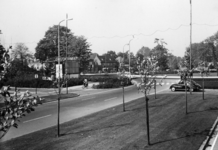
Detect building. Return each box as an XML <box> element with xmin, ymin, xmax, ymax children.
<box><xmin>98</xmin><ymin>54</ymin><xmax>119</xmax><ymax>72</ymax></box>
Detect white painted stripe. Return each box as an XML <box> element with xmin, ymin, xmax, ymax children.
<box><xmin>166</xmin><ymin>83</ymin><xmax>169</xmax><ymax>85</ymax></box>
<box><xmin>104</xmin><ymin>97</ymin><xmax>117</xmax><ymax>101</ymax></box>
<box><xmin>82</xmin><ymin>97</ymin><xmax>95</xmax><ymax>101</ymax></box>
<box><xmin>23</xmin><ymin>115</ymin><xmax>51</xmax><ymax>123</ymax></box>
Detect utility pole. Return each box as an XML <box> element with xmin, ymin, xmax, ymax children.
<box><xmin>189</xmin><ymin>0</ymin><xmax>193</xmax><ymax>94</ymax></box>
<box><xmin>66</xmin><ymin>14</ymin><xmax>68</xmax><ymax>94</ymax></box>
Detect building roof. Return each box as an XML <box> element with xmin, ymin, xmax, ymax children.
<box><xmin>99</xmin><ymin>54</ymin><xmax>117</xmax><ymax>63</ymax></box>
<box><xmin>89</xmin><ymin>53</ymin><xmax>98</xmax><ymax>60</ymax></box>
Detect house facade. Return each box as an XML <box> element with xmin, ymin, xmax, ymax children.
<box><xmin>88</xmin><ymin>53</ymin><xmax>119</xmax><ymax>73</ymax></box>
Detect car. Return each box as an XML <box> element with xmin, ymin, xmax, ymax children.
<box><xmin>169</xmin><ymin>80</ymin><xmax>201</xmax><ymax>92</ymax></box>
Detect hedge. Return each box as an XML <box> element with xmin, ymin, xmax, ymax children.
<box><xmin>92</xmin><ymin>77</ymin><xmax>132</xmax><ymax>89</ymax></box>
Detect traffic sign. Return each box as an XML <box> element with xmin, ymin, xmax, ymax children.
<box><xmin>35</xmin><ymin>74</ymin><xmax>38</xmax><ymax>79</ymax></box>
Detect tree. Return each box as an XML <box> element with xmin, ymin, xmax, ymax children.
<box><xmin>151</xmin><ymin>38</ymin><xmax>169</xmax><ymax>71</ymax></box>
<box><xmin>70</xmin><ymin>36</ymin><xmax>91</xmax><ymax>72</ymax></box>
<box><xmin>35</xmin><ymin>25</ymin><xmax>91</xmax><ymax>72</ymax></box>
<box><xmin>204</xmin><ymin>33</ymin><xmax>218</xmax><ymax>75</ymax></box>
<box><xmin>168</xmin><ymin>53</ymin><xmax>180</xmax><ymax>71</ymax></box>
<box><xmin>11</xmin><ymin>43</ymin><xmax>33</xmax><ymax>61</ymax></box>
<box><xmin>0</xmin><ymin>44</ymin><xmax>43</xmax><ymax>139</ymax></box>
<box><xmin>136</xmin><ymin>46</ymin><xmax>151</xmax><ymax>59</ymax></box>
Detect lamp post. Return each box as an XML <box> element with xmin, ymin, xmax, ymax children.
<box><xmin>121</xmin><ymin>43</ymin><xmax>128</xmax><ymax>112</ymax></box>
<box><xmin>190</xmin><ymin>0</ymin><xmax>192</xmax><ymax>70</ymax></box>
<box><xmin>57</xmin><ymin>17</ymin><xmax>73</xmax><ymax>137</ymax></box>
<box><xmin>65</xmin><ymin>14</ymin><xmax>73</xmax><ymax>94</ymax></box>
<box><xmin>128</xmin><ymin>36</ymin><xmax>134</xmax><ymax>74</ymax></box>
<box><xmin>189</xmin><ymin>0</ymin><xmax>193</xmax><ymax>94</ymax></box>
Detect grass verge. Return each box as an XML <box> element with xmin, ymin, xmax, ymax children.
<box><xmin>1</xmin><ymin>92</ymin><xmax>218</xmax><ymax>150</ymax></box>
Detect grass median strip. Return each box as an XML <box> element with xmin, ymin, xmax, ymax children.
<box><xmin>1</xmin><ymin>93</ymin><xmax>218</xmax><ymax>150</ymax></box>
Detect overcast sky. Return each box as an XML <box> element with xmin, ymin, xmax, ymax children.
<box><xmin>0</xmin><ymin>0</ymin><xmax>218</xmax><ymax>57</ymax></box>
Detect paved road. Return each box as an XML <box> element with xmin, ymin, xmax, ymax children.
<box><xmin>0</xmin><ymin>78</ymin><xmax>179</xmax><ymax>142</ymax></box>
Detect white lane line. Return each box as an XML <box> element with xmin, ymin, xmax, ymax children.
<box><xmin>82</xmin><ymin>97</ymin><xmax>95</xmax><ymax>101</ymax></box>
<box><xmin>23</xmin><ymin>115</ymin><xmax>52</xmax><ymax>123</ymax></box>
<box><xmin>104</xmin><ymin>97</ymin><xmax>117</xmax><ymax>102</ymax></box>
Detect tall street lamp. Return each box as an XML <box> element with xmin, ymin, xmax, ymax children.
<box><xmin>57</xmin><ymin>17</ymin><xmax>73</xmax><ymax>137</ymax></box>
<box><xmin>65</xmin><ymin>14</ymin><xmax>73</xmax><ymax>94</ymax></box>
<box><xmin>121</xmin><ymin>43</ymin><xmax>129</xmax><ymax>112</ymax></box>
<box><xmin>190</xmin><ymin>0</ymin><xmax>192</xmax><ymax>70</ymax></box>
<box><xmin>128</xmin><ymin>36</ymin><xmax>134</xmax><ymax>74</ymax></box>
<box><xmin>123</xmin><ymin>43</ymin><xmax>128</xmax><ymax>68</ymax></box>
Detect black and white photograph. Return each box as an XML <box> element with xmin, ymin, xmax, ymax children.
<box><xmin>1</xmin><ymin>0</ymin><xmax>218</xmax><ymax>149</ymax></box>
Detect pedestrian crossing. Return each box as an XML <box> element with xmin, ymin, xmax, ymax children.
<box><xmin>150</xmin><ymin>82</ymin><xmax>177</xmax><ymax>86</ymax></box>
<box><xmin>161</xmin><ymin>82</ymin><xmax>176</xmax><ymax>85</ymax></box>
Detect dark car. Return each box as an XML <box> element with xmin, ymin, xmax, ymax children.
<box><xmin>169</xmin><ymin>80</ymin><xmax>201</xmax><ymax>92</ymax></box>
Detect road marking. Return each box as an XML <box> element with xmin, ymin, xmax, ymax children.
<box><xmin>104</xmin><ymin>97</ymin><xmax>117</xmax><ymax>101</ymax></box>
<box><xmin>23</xmin><ymin>115</ymin><xmax>52</xmax><ymax>123</ymax></box>
<box><xmin>166</xmin><ymin>83</ymin><xmax>169</xmax><ymax>85</ymax></box>
<box><xmin>82</xmin><ymin>97</ymin><xmax>95</xmax><ymax>101</ymax></box>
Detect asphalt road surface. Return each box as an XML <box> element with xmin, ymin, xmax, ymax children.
<box><xmin>0</xmin><ymin>78</ymin><xmax>179</xmax><ymax>142</ymax></box>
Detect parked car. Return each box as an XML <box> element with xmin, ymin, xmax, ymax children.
<box><xmin>169</xmin><ymin>80</ymin><xmax>201</xmax><ymax>92</ymax></box>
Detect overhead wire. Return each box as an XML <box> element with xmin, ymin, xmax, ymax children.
<box><xmin>4</xmin><ymin>22</ymin><xmax>218</xmax><ymax>45</ymax></box>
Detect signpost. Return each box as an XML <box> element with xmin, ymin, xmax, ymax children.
<box><xmin>56</xmin><ymin>64</ymin><xmax>63</xmax><ymax>78</ymax></box>
<box><xmin>35</xmin><ymin>74</ymin><xmax>38</xmax><ymax>94</ymax></box>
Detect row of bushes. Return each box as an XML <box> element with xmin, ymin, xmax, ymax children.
<box><xmin>92</xmin><ymin>77</ymin><xmax>132</xmax><ymax>89</ymax></box>
<box><xmin>1</xmin><ymin>76</ymin><xmax>130</xmax><ymax>89</ymax></box>
<box><xmin>1</xmin><ymin>77</ymin><xmax>84</xmax><ymax>88</ymax></box>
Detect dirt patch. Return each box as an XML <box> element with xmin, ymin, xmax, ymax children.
<box><xmin>1</xmin><ymin>93</ymin><xmax>218</xmax><ymax>150</ymax></box>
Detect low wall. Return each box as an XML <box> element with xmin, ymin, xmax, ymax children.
<box><xmin>192</xmin><ymin>78</ymin><xmax>218</xmax><ymax>89</ymax></box>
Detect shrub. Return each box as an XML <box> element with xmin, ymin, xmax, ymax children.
<box><xmin>66</xmin><ymin>78</ymin><xmax>83</xmax><ymax>87</ymax></box>
<box><xmin>4</xmin><ymin>77</ymin><xmax>53</xmax><ymax>88</ymax></box>
<box><xmin>93</xmin><ymin>77</ymin><xmax>132</xmax><ymax>89</ymax></box>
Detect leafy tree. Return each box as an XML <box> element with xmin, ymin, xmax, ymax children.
<box><xmin>136</xmin><ymin>46</ymin><xmax>151</xmax><ymax>59</ymax></box>
<box><xmin>35</xmin><ymin>25</ymin><xmax>91</xmax><ymax>73</ymax></box>
<box><xmin>117</xmin><ymin>51</ymin><xmax>129</xmax><ymax>65</ymax></box>
<box><xmin>70</xmin><ymin>36</ymin><xmax>91</xmax><ymax>72</ymax></box>
<box><xmin>168</xmin><ymin>53</ymin><xmax>180</xmax><ymax>71</ymax></box>
<box><xmin>151</xmin><ymin>38</ymin><xmax>169</xmax><ymax>71</ymax></box>
<box><xmin>11</xmin><ymin>43</ymin><xmax>33</xmax><ymax>61</ymax></box>
<box><xmin>204</xmin><ymin>33</ymin><xmax>218</xmax><ymax>74</ymax></box>
<box><xmin>0</xmin><ymin>44</ymin><xmax>43</xmax><ymax>139</ymax></box>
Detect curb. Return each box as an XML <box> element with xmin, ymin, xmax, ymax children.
<box><xmin>199</xmin><ymin>117</ymin><xmax>218</xmax><ymax>150</ymax></box>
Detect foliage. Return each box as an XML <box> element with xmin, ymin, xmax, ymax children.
<box><xmin>5</xmin><ymin>59</ymin><xmax>37</xmax><ymax>80</ymax></box>
<box><xmin>135</xmin><ymin>38</ymin><xmax>167</xmax><ymax>94</ymax></box>
<box><xmin>71</xmin><ymin>36</ymin><xmax>91</xmax><ymax>72</ymax></box>
<box><xmin>167</xmin><ymin>53</ymin><xmax>181</xmax><ymax>71</ymax></box>
<box><xmin>136</xmin><ymin>46</ymin><xmax>151</xmax><ymax>60</ymax></box>
<box><xmin>93</xmin><ymin>77</ymin><xmax>131</xmax><ymax>89</ymax></box>
<box><xmin>0</xmin><ymin>45</ymin><xmax>10</xmax><ymax>81</ymax></box>
<box><xmin>184</xmin><ymin>31</ymin><xmax>218</xmax><ymax>71</ymax></box>
<box><xmin>35</xmin><ymin>25</ymin><xmax>91</xmax><ymax>73</ymax></box>
<box><xmin>151</xmin><ymin>38</ymin><xmax>169</xmax><ymax>71</ymax></box>
<box><xmin>64</xmin><ymin>78</ymin><xmax>83</xmax><ymax>87</ymax></box>
<box><xmin>0</xmin><ymin>44</ymin><xmax>43</xmax><ymax>139</ymax></box>
<box><xmin>11</xmin><ymin>43</ymin><xmax>33</xmax><ymax>61</ymax></box>
<box><xmin>0</xmin><ymin>88</ymin><xmax>43</xmax><ymax>139</ymax></box>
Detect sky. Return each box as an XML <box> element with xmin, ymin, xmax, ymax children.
<box><xmin>0</xmin><ymin>0</ymin><xmax>218</xmax><ymax>57</ymax></box>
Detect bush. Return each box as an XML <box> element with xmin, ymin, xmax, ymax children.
<box><xmin>4</xmin><ymin>77</ymin><xmax>53</xmax><ymax>88</ymax></box>
<box><xmin>66</xmin><ymin>78</ymin><xmax>84</xmax><ymax>87</ymax></box>
<box><xmin>93</xmin><ymin>77</ymin><xmax>132</xmax><ymax>89</ymax></box>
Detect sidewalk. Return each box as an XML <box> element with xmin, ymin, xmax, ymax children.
<box><xmin>10</xmin><ymin>82</ymin><xmax>98</xmax><ymax>96</ymax></box>
<box><xmin>0</xmin><ymin>82</ymin><xmax>99</xmax><ymax>105</ymax></box>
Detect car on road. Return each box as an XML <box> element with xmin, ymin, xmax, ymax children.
<box><xmin>169</xmin><ymin>80</ymin><xmax>202</xmax><ymax>92</ymax></box>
